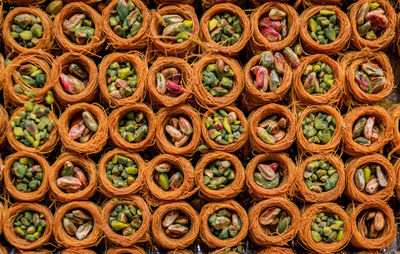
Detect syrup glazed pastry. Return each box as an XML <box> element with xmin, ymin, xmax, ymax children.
<box><xmin>250</xmin><ymin>2</ymin><xmax>300</xmax><ymax>52</ymax></box>
<box><xmin>155</xmin><ymin>105</ymin><xmax>201</xmax><ymax>155</ymax></box>
<box><xmin>248</xmin><ymin>197</ymin><xmax>300</xmax><ymax>246</ymax></box>
<box><xmin>102</xmin><ymin>0</ymin><xmax>150</xmax><ymax>51</ymax></box>
<box><xmin>348</xmin><ymin>0</ymin><xmax>396</xmax><ymax>51</ymax></box>
<box><xmin>245</xmin><ymin>153</ymin><xmax>295</xmax><ymax>200</ymax></box>
<box><xmin>49</xmin><ymin>153</ymin><xmax>97</xmax><ymax>202</ymax></box>
<box><xmin>53</xmin><ymin>52</ymin><xmax>99</xmax><ymax>106</ymax></box>
<box><xmin>151</xmin><ymin>202</ymin><xmax>200</xmax><ymax>250</ymax></box>
<box><xmin>7</xmin><ymin>101</ymin><xmax>58</xmax><ymax>155</ymax></box>
<box><xmin>195</xmin><ymin>152</ymin><xmax>244</xmax><ymax>200</ymax></box>
<box><xmin>340</xmin><ymin>51</ymin><xmax>393</xmax><ymax>105</ymax></box>
<box><xmin>296</xmin><ymin>154</ymin><xmax>345</xmax><ymax>203</ymax></box>
<box><xmin>2</xmin><ymin>7</ymin><xmax>53</xmax><ymax>54</ymax></box>
<box><xmin>200</xmin><ymin>3</ymin><xmax>250</xmax><ymax>55</ymax></box>
<box><xmin>150</xmin><ymin>4</ymin><xmax>200</xmax><ymax>57</ymax></box>
<box><xmin>299</xmin><ymin>5</ymin><xmax>351</xmax><ymax>55</ymax></box>
<box><xmin>343</xmin><ymin>106</ymin><xmax>392</xmax><ymax>156</ymax></box>
<box><xmin>344</xmin><ymin>154</ymin><xmax>395</xmax><ymax>203</ymax></box>
<box><xmin>347</xmin><ymin>201</ymin><xmax>396</xmax><ymax>250</ymax></box>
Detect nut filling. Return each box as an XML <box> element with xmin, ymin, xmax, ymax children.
<box><xmin>208</xmin><ymin>209</ymin><xmax>241</xmax><ymax>240</ymax></box>
<box><xmin>205</xmin><ymin>109</ymin><xmax>244</xmax><ymax>145</ymax></box>
<box><xmin>355</xmin><ymin>62</ymin><xmax>386</xmax><ymax>94</ymax></box>
<box><xmin>60</xmin><ymin>62</ymin><xmax>89</xmax><ymax>95</ymax></box>
<box><xmin>62</xmin><ymin>209</ymin><xmax>93</xmax><ymax>240</ymax></box>
<box><xmin>12</xmin><ymin>101</ymin><xmax>55</xmax><ymax>148</ymax></box>
<box><xmin>13</xmin><ymin>64</ymin><xmax>46</xmax><ymax>96</ymax></box>
<box><xmin>302</xmin><ymin>112</ymin><xmax>336</xmax><ymax>144</ymax></box>
<box><xmin>12</xmin><ymin>157</ymin><xmax>43</xmax><ymax>193</ymax></box>
<box><xmin>109</xmin><ymin>0</ymin><xmax>143</xmax><ymax>39</ymax></box>
<box><xmin>11</xmin><ymin>14</ymin><xmax>43</xmax><ymax>48</ymax></box>
<box><xmin>304</xmin><ymin>160</ymin><xmax>338</xmax><ymax>193</ymax></box>
<box><xmin>356</xmin><ymin>2</ymin><xmax>388</xmax><ymax>40</ymax></box>
<box><xmin>311</xmin><ymin>212</ymin><xmax>344</xmax><ymax>243</ymax></box>
<box><xmin>160</xmin><ymin>14</ymin><xmax>193</xmax><ymax>44</ymax></box>
<box><xmin>259</xmin><ymin>207</ymin><xmax>291</xmax><ymax>235</ymax></box>
<box><xmin>257</xmin><ymin>114</ymin><xmax>287</xmax><ymax>145</ymax></box>
<box><xmin>354</xmin><ymin>163</ymin><xmax>388</xmax><ymax>195</ymax></box>
<box><xmin>308</xmin><ymin>9</ymin><xmax>339</xmax><ymax>45</ymax></box>
<box><xmin>165</xmin><ymin>116</ymin><xmax>193</xmax><ymax>148</ymax></box>
<box><xmin>251</xmin><ymin>51</ymin><xmax>286</xmax><ymax>93</ymax></box>
<box><xmin>352</xmin><ymin>116</ymin><xmax>381</xmax><ymax>146</ymax></box>
<box><xmin>107</xmin><ymin>61</ymin><xmax>138</xmax><ymax>99</ymax></box>
<box><xmin>208</xmin><ymin>12</ymin><xmax>242</xmax><ymax>46</ymax></box>
<box><xmin>106</xmin><ymin>154</ymin><xmax>138</xmax><ymax>188</ymax></box>
<box><xmin>162</xmin><ymin>210</ymin><xmax>190</xmax><ymax>238</ymax></box>
<box><xmin>202</xmin><ymin>58</ymin><xmax>235</xmax><ymax>97</ymax></box>
<box><xmin>259</xmin><ymin>8</ymin><xmax>288</xmax><ymax>42</ymax></box>
<box><xmin>118</xmin><ymin>111</ymin><xmax>148</xmax><ymax>143</ymax></box>
<box><xmin>56</xmin><ymin>161</ymin><xmax>88</xmax><ymax>193</ymax></box>
<box><xmin>203</xmin><ymin>160</ymin><xmax>235</xmax><ymax>190</ymax></box>
<box><xmin>302</xmin><ymin>61</ymin><xmax>335</xmax><ymax>95</ymax></box>
<box><xmin>156</xmin><ymin>67</ymin><xmax>185</xmax><ymax>96</ymax></box>
<box><xmin>109</xmin><ymin>204</ymin><xmax>142</xmax><ymax>236</ymax></box>
<box><xmin>68</xmin><ymin>110</ymin><xmax>98</xmax><ymax>143</ymax></box>
<box><xmin>62</xmin><ymin>13</ymin><xmax>95</xmax><ymax>45</ymax></box>
<box><xmin>154</xmin><ymin>163</ymin><xmax>183</xmax><ymax>191</ymax></box>
<box><xmin>357</xmin><ymin>209</ymin><xmax>386</xmax><ymax>239</ymax></box>
<box><xmin>13</xmin><ymin>211</ymin><xmax>46</xmax><ymax>242</ymax></box>
<box><xmin>224</xmin><ymin>245</ymin><xmax>244</xmax><ymax>253</ymax></box>
<box><xmin>253</xmin><ymin>161</ymin><xmax>282</xmax><ymax>189</ymax></box>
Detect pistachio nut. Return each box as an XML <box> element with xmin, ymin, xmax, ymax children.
<box><xmin>12</xmin><ymin>157</ymin><xmax>43</xmax><ymax>193</ymax></box>
<box><xmin>165</xmin><ymin>116</ymin><xmax>192</xmax><ymax>148</ymax></box>
<box><xmin>107</xmin><ymin>61</ymin><xmax>138</xmax><ymax>99</ymax></box>
<box><xmin>109</xmin><ymin>203</ymin><xmax>142</xmax><ymax>235</ymax></box>
<box><xmin>205</xmin><ymin>109</ymin><xmax>244</xmax><ymax>145</ymax></box>
<box><xmin>161</xmin><ymin>14</ymin><xmax>193</xmax><ymax>43</ymax></box>
<box><xmin>259</xmin><ymin>8</ymin><xmax>287</xmax><ymax>42</ymax></box>
<box><xmin>106</xmin><ymin>154</ymin><xmax>139</xmax><ymax>188</ymax></box>
<box><xmin>253</xmin><ymin>161</ymin><xmax>281</xmax><ymax>189</ymax></box>
<box><xmin>302</xmin><ymin>112</ymin><xmax>336</xmax><ymax>145</ymax></box>
<box><xmin>62</xmin><ymin>13</ymin><xmax>95</xmax><ymax>45</ymax></box>
<box><xmin>357</xmin><ymin>2</ymin><xmax>388</xmax><ymax>40</ymax></box>
<box><xmin>302</xmin><ymin>61</ymin><xmax>334</xmax><ymax>95</ymax></box>
<box><xmin>68</xmin><ymin>110</ymin><xmax>98</xmax><ymax>143</ymax></box>
<box><xmin>352</xmin><ymin>116</ymin><xmax>380</xmax><ymax>146</ymax></box>
<box><xmin>308</xmin><ymin>9</ymin><xmax>339</xmax><ymax>44</ymax></box>
<box><xmin>162</xmin><ymin>210</ymin><xmax>190</xmax><ymax>238</ymax></box>
<box><xmin>203</xmin><ymin>160</ymin><xmax>235</xmax><ymax>190</ymax></box>
<box><xmin>208</xmin><ymin>209</ymin><xmax>241</xmax><ymax>239</ymax></box>
<box><xmin>60</xmin><ymin>62</ymin><xmax>88</xmax><ymax>95</ymax></box>
<box><xmin>109</xmin><ymin>0</ymin><xmax>143</xmax><ymax>39</ymax></box>
<box><xmin>311</xmin><ymin>212</ymin><xmax>344</xmax><ymax>243</ymax></box>
<box><xmin>202</xmin><ymin>58</ymin><xmax>235</xmax><ymax>97</ymax></box>
<box><xmin>304</xmin><ymin>160</ymin><xmax>338</xmax><ymax>192</ymax></box>
<box><xmin>259</xmin><ymin>206</ymin><xmax>291</xmax><ymax>235</ymax></box>
<box><xmin>154</xmin><ymin>162</ymin><xmax>183</xmax><ymax>191</ymax></box>
<box><xmin>13</xmin><ymin>211</ymin><xmax>46</xmax><ymax>242</ymax></box>
<box><xmin>251</xmin><ymin>51</ymin><xmax>287</xmax><ymax>92</ymax></box>
<box><xmin>257</xmin><ymin>114</ymin><xmax>287</xmax><ymax>145</ymax></box>
<box><xmin>357</xmin><ymin>209</ymin><xmax>386</xmax><ymax>239</ymax></box>
<box><xmin>354</xmin><ymin>164</ymin><xmax>387</xmax><ymax>194</ymax></box>
<box><xmin>11</xmin><ymin>14</ymin><xmax>43</xmax><ymax>48</ymax></box>
<box><xmin>117</xmin><ymin>110</ymin><xmax>148</xmax><ymax>143</ymax></box>
<box><xmin>355</xmin><ymin>62</ymin><xmax>386</xmax><ymax>94</ymax></box>
<box><xmin>208</xmin><ymin>12</ymin><xmax>242</xmax><ymax>46</ymax></box>
<box><xmin>63</xmin><ymin>209</ymin><xmax>93</xmax><ymax>240</ymax></box>
<box><xmin>13</xmin><ymin>64</ymin><xmax>46</xmax><ymax>97</ymax></box>
<box><xmin>12</xmin><ymin>101</ymin><xmax>55</xmax><ymax>148</ymax></box>
<box><xmin>57</xmin><ymin>161</ymin><xmax>88</xmax><ymax>193</ymax></box>
<box><xmin>156</xmin><ymin>67</ymin><xmax>185</xmax><ymax>96</ymax></box>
